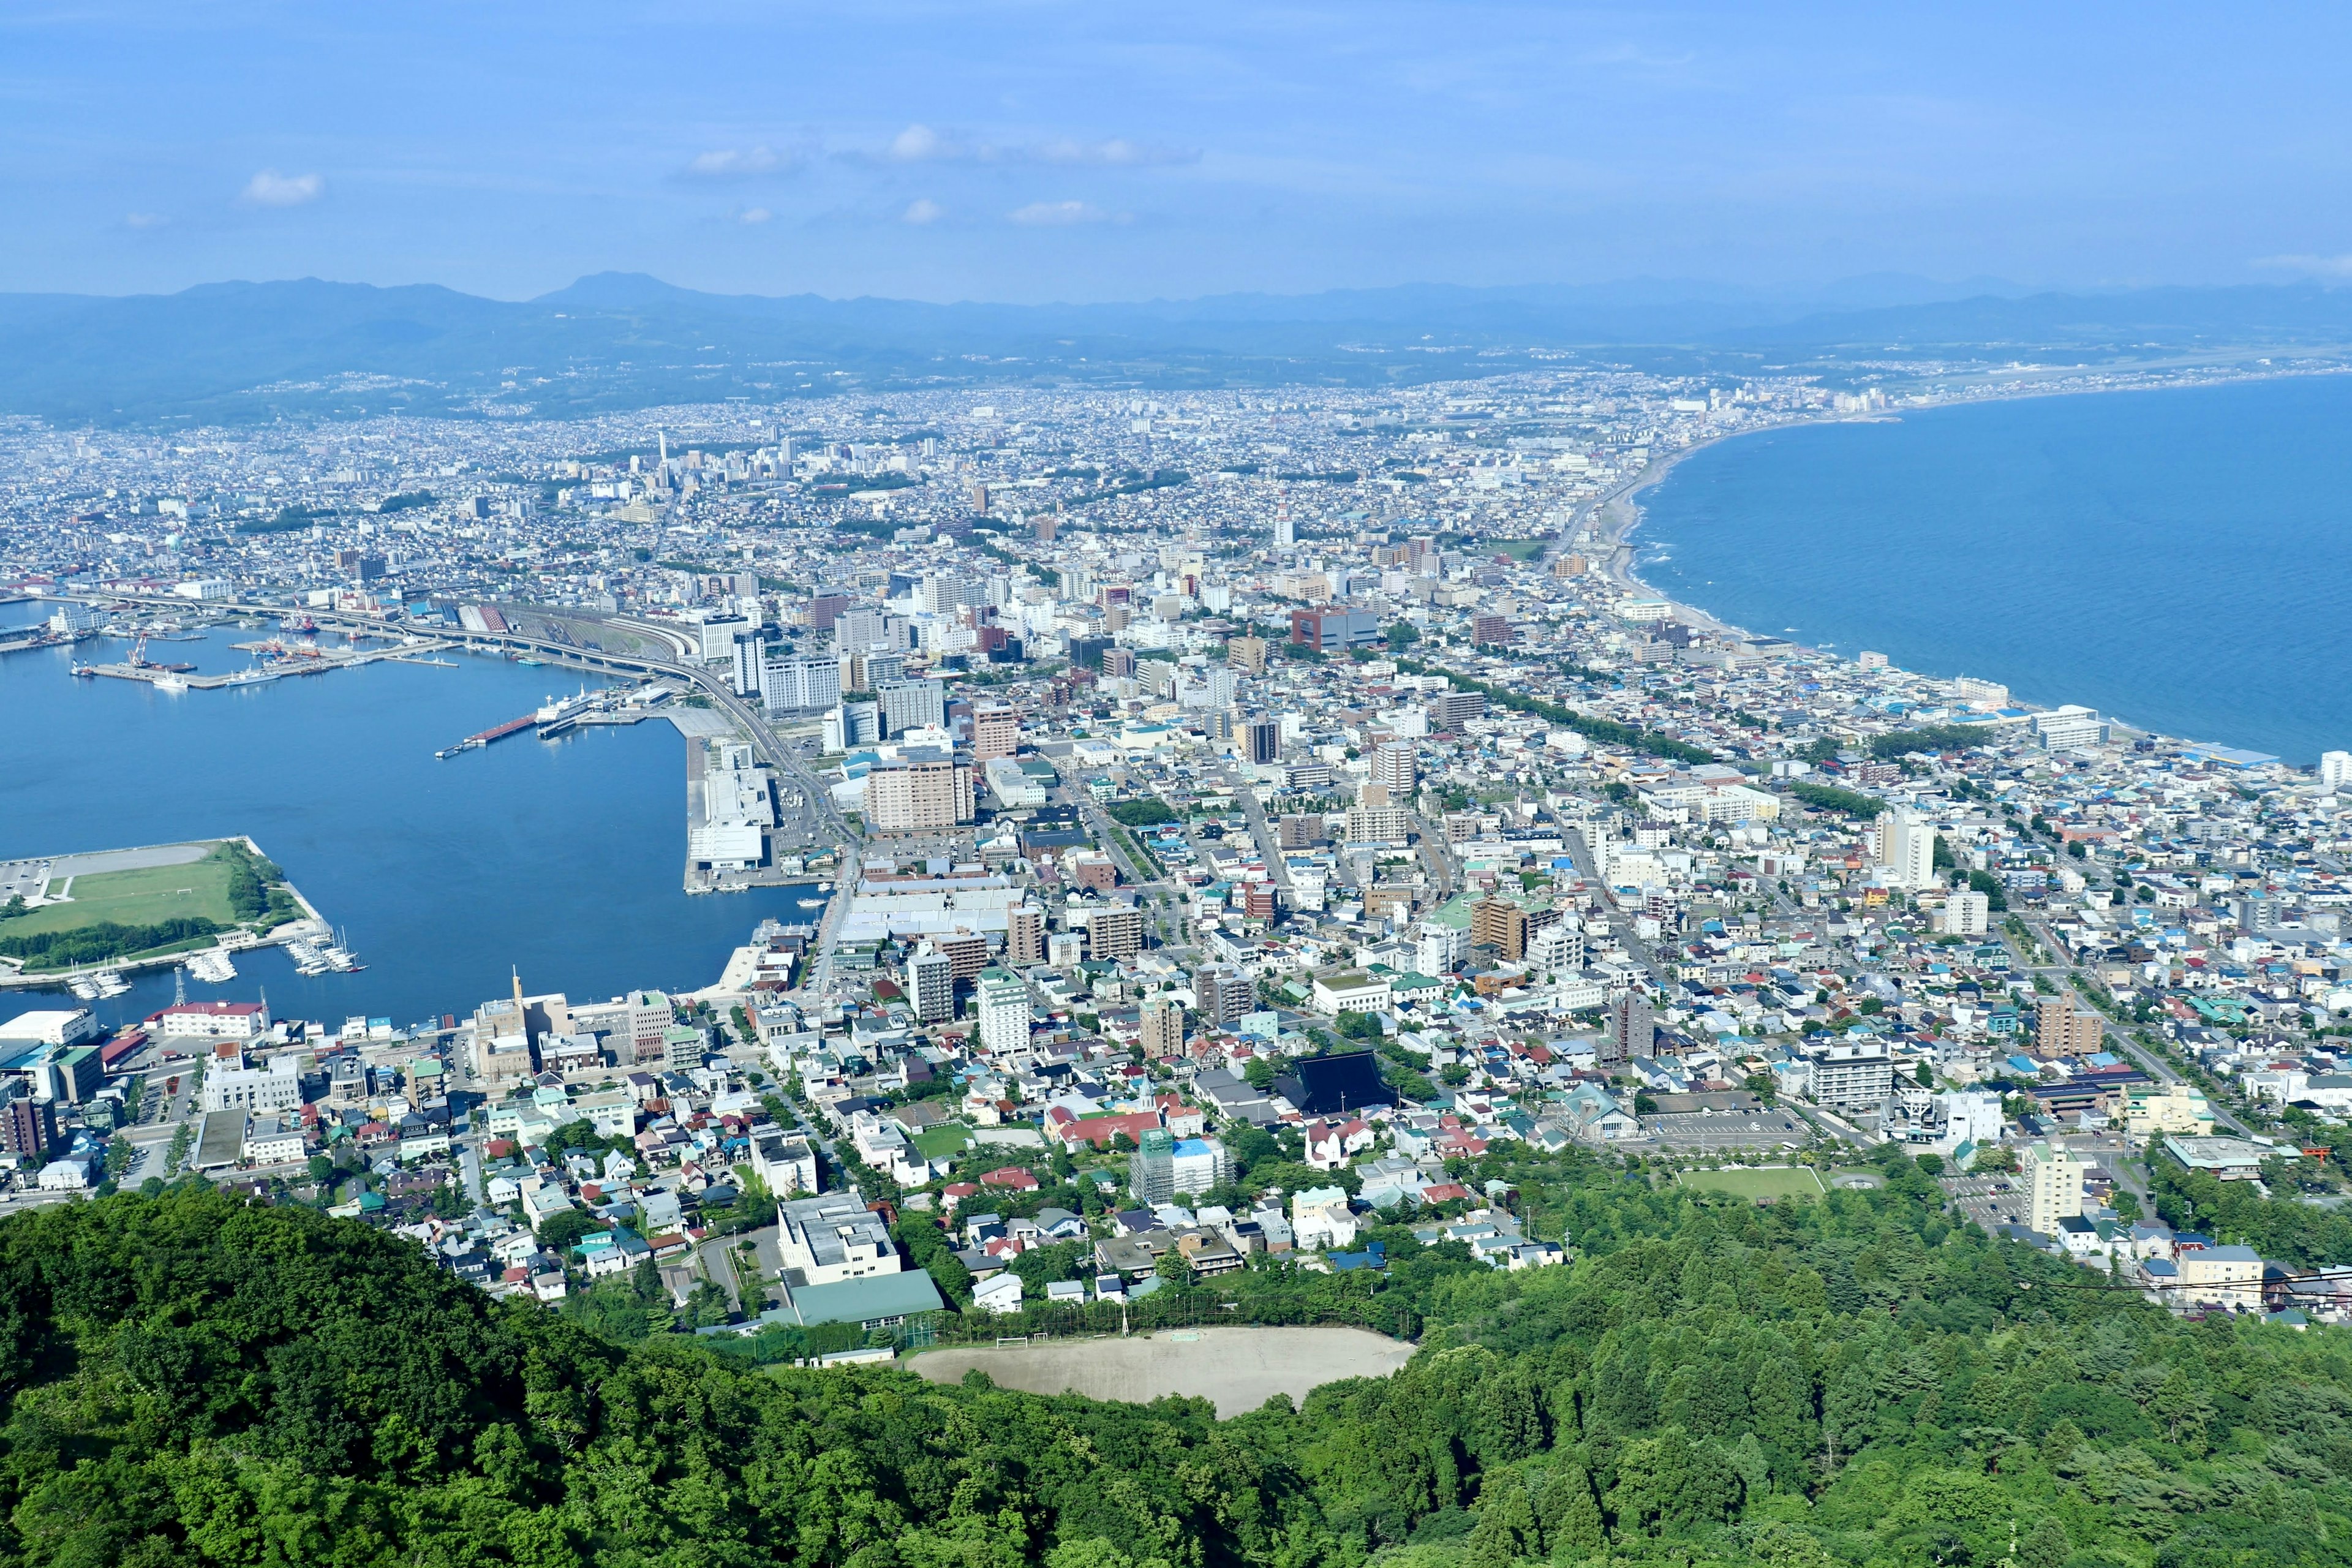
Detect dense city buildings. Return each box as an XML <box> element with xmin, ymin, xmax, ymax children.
<box><xmin>6</xmin><ymin>360</ymin><xmax>2352</xmax><ymax>1338</ymax></box>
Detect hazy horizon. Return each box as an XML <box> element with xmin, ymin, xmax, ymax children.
<box><xmin>9</xmin><ymin>2</ymin><xmax>2352</xmax><ymax>304</ymax></box>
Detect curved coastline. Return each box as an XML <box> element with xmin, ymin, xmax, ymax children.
<box><xmin>1579</xmin><ymin>369</ymin><xmax>2352</xmax><ymax>766</ymax></box>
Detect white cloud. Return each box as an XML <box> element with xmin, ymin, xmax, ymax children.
<box><xmin>1009</xmin><ymin>199</ymin><xmax>1119</xmax><ymax>227</ymax></box>
<box><xmin>736</xmin><ymin>206</ymin><xmax>773</xmax><ymax>225</ymax></box>
<box><xmin>875</xmin><ymin>125</ymin><xmax>1193</xmax><ymax>167</ymax></box>
<box><xmin>1030</xmin><ymin>137</ymin><xmax>1196</xmax><ymax>167</ymax></box>
<box><xmin>2254</xmin><ymin>252</ymin><xmax>2352</xmax><ymax>279</ymax></box>
<box><xmin>902</xmin><ymin>198</ymin><xmax>943</xmax><ymax>225</ymax></box>
<box><xmin>239</xmin><ymin>169</ymin><xmax>323</xmax><ymax>208</ymax></box>
<box><xmin>684</xmin><ymin>145</ymin><xmax>802</xmax><ymax>180</ymax></box>
<box><xmin>124</xmin><ymin>211</ymin><xmax>168</xmax><ymax>230</ymax></box>
<box><xmin>889</xmin><ymin>124</ymin><xmax>957</xmax><ymax>161</ymax></box>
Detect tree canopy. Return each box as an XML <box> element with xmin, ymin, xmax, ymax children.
<box><xmin>0</xmin><ymin>1168</ymin><xmax>2345</xmax><ymax>1568</ymax></box>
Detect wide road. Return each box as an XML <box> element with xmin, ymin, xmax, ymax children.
<box><xmin>2015</xmin><ymin>913</ymin><xmax>2252</xmax><ymax>1137</ymax></box>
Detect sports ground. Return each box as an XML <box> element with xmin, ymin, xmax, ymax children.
<box><xmin>6</xmin><ymin>841</ymin><xmax>237</xmax><ymax>938</ymax></box>
<box><xmin>1674</xmin><ymin>1166</ymin><xmax>1826</xmax><ymax>1200</ymax></box>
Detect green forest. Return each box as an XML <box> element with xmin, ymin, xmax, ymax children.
<box><xmin>0</xmin><ymin>1168</ymin><xmax>2345</xmax><ymax>1568</ymax></box>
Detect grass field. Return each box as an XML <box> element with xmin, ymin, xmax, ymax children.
<box><xmin>1485</xmin><ymin>538</ymin><xmax>1551</xmax><ymax>561</ymax></box>
<box><xmin>16</xmin><ymin>856</ymin><xmax>238</xmax><ymax>937</ymax></box>
<box><xmin>913</xmin><ymin>1125</ymin><xmax>973</xmax><ymax>1160</ymax></box>
<box><xmin>1676</xmin><ymin>1166</ymin><xmax>1826</xmax><ymax>1200</ymax></box>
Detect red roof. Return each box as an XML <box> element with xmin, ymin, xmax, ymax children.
<box><xmin>978</xmin><ymin>1166</ymin><xmax>1041</xmax><ymax>1189</ymax></box>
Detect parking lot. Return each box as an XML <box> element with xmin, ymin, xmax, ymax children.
<box><xmin>1942</xmin><ymin>1173</ymin><xmax>2026</xmax><ymax>1229</ymax></box>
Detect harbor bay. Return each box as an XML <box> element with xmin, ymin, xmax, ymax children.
<box><xmin>1633</xmin><ymin>372</ymin><xmax>2352</xmax><ymax>765</ymax></box>
<box><xmin>0</xmin><ymin>601</ymin><xmax>814</xmax><ymax>1033</ymax></box>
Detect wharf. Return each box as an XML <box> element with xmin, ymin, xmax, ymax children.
<box><xmin>435</xmin><ymin>712</ymin><xmax>538</xmax><ymax>760</ymax></box>
<box><xmin>73</xmin><ymin>638</ymin><xmax>454</xmax><ymax>691</ymax></box>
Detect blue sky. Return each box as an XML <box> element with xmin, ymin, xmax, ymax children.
<box><xmin>6</xmin><ymin>2</ymin><xmax>2350</xmax><ymax>302</ymax></box>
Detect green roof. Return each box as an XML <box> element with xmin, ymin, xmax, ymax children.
<box><xmin>785</xmin><ymin>1270</ymin><xmax>946</xmax><ymax>1329</ymax></box>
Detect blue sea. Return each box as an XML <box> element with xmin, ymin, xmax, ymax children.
<box><xmin>1635</xmin><ymin>374</ymin><xmax>2352</xmax><ymax>764</ymax></box>
<box><xmin>0</xmin><ymin>605</ymin><xmax>816</xmax><ymax>1033</ymax></box>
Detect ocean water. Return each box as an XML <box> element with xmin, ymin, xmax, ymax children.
<box><xmin>0</xmin><ymin>604</ymin><xmax>816</xmax><ymax>1033</ymax></box>
<box><xmin>1635</xmin><ymin>374</ymin><xmax>2352</xmax><ymax>764</ymax></box>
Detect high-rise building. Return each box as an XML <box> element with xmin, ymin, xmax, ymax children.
<box><xmin>976</xmin><ymin>969</ymin><xmax>1031</xmax><ymax>1054</ymax></box>
<box><xmin>699</xmin><ymin>614</ymin><xmax>749</xmax><ymax>664</ymax></box>
<box><xmin>905</xmin><ymin>948</ymin><xmax>955</xmax><ymax>1023</ymax></box>
<box><xmin>1287</xmin><ymin>605</ymin><xmax>1379</xmax><ymax>651</ymax></box>
<box><xmin>1471</xmin><ymin>614</ymin><xmax>1516</xmax><ymax>647</ymax></box>
<box><xmin>1276</xmin><ymin>813</ymin><xmax>1321</xmax><ymax>850</ymax></box>
<box><xmin>0</xmin><ymin>1084</ymin><xmax>56</xmax><ymax>1164</ymax></box>
<box><xmin>1371</xmin><ymin>741</ymin><xmax>1416</xmax><ymax>797</ymax></box>
<box><xmin>1141</xmin><ymin>995</ymin><xmax>1186</xmax><ymax>1057</ymax></box>
<box><xmin>876</xmin><ymin>678</ymin><xmax>946</xmax><ymax>736</ymax></box>
<box><xmin>1193</xmin><ymin>964</ymin><xmax>1256</xmax><ymax>1026</ymax></box>
<box><xmin>2021</xmin><ymin>1141</ymin><xmax>2086</xmax><ymax>1236</ymax></box>
<box><xmin>1469</xmin><ymin>899</ymin><xmax>1528</xmax><ymax>961</ymax></box>
<box><xmin>1876</xmin><ymin>810</ymin><xmax>1937</xmax><ymax>891</ymax></box>
<box><xmin>2324</xmin><ymin>750</ymin><xmax>2352</xmax><ymax>790</ymax></box>
<box><xmin>1006</xmin><ymin>905</ymin><xmax>1045</xmax><ymax>967</ymax></box>
<box><xmin>730</xmin><ymin>629</ymin><xmax>769</xmax><ymax>696</ymax></box>
<box><xmin>1245</xmin><ymin>719</ymin><xmax>1282</xmax><ymax>766</ymax></box>
<box><xmin>1226</xmin><ymin>636</ymin><xmax>1268</xmax><ymax>674</ymax></box>
<box><xmin>865</xmin><ymin>758</ymin><xmax>975</xmax><ymax>831</ymax></box>
<box><xmin>971</xmin><ymin>706</ymin><xmax>1020</xmax><ymax>761</ymax></box>
<box><xmin>1082</xmin><ymin>906</ymin><xmax>1145</xmax><ymax>962</ymax></box>
<box><xmin>1415</xmin><ymin>922</ymin><xmax>1468</xmax><ymax>976</ymax></box>
<box><xmin>2038</xmin><ymin>1001</ymin><xmax>2105</xmax><ymax>1057</ymax></box>
<box><xmin>1427</xmin><ymin>690</ymin><xmax>1487</xmax><ymax>730</ymax></box>
<box><xmin>1934</xmin><ymin>889</ymin><xmax>1990</xmax><ymax>937</ymax></box>
<box><xmin>759</xmin><ymin>654</ymin><xmax>842</xmax><ymax>713</ymax></box>
<box><xmin>1345</xmin><ymin>803</ymin><xmax>1415</xmax><ymax>843</ymax></box>
<box><xmin>1602</xmin><ymin>992</ymin><xmax>1654</xmax><ymax>1069</ymax></box>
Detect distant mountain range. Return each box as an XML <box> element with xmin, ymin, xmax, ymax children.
<box><xmin>9</xmin><ymin>272</ymin><xmax>2352</xmax><ymax>425</ymax></box>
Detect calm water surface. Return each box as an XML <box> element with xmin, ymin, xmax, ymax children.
<box><xmin>0</xmin><ymin>604</ymin><xmax>812</xmax><ymax>1032</ymax></box>
<box><xmin>1637</xmin><ymin>375</ymin><xmax>2352</xmax><ymax>763</ymax></box>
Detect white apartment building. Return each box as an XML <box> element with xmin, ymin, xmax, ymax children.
<box><xmin>1934</xmin><ymin>889</ymin><xmax>1990</xmax><ymax>937</ymax></box>
<box><xmin>1877</xmin><ymin>810</ymin><xmax>1937</xmax><ymax>891</ymax></box>
<box><xmin>1803</xmin><ymin>1038</ymin><xmax>1893</xmax><ymax>1112</ymax></box>
<box><xmin>759</xmin><ymin>654</ymin><xmax>842</xmax><ymax>713</ymax></box>
<box><xmin>976</xmin><ymin>969</ymin><xmax>1031</xmax><ymax>1054</ymax></box>
<box><xmin>2021</xmin><ymin>1140</ymin><xmax>2086</xmax><ymax>1236</ymax></box>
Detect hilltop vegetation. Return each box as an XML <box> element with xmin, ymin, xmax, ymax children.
<box><xmin>0</xmin><ymin>1169</ymin><xmax>2346</xmax><ymax>1568</ymax></box>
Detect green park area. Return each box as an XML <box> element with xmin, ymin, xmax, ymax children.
<box><xmin>0</xmin><ymin>840</ymin><xmax>298</xmax><ymax>971</ymax></box>
<box><xmin>1673</xmin><ymin>1164</ymin><xmax>1826</xmax><ymax>1200</ymax></box>
<box><xmin>12</xmin><ymin>856</ymin><xmax>241</xmax><ymax>938</ymax></box>
<box><xmin>1484</xmin><ymin>537</ymin><xmax>1550</xmax><ymax>560</ymax></box>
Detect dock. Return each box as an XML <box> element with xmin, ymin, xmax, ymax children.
<box><xmin>72</xmin><ymin>638</ymin><xmax>455</xmax><ymax>691</ymax></box>
<box><xmin>435</xmin><ymin>713</ymin><xmax>538</xmax><ymax>760</ymax></box>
